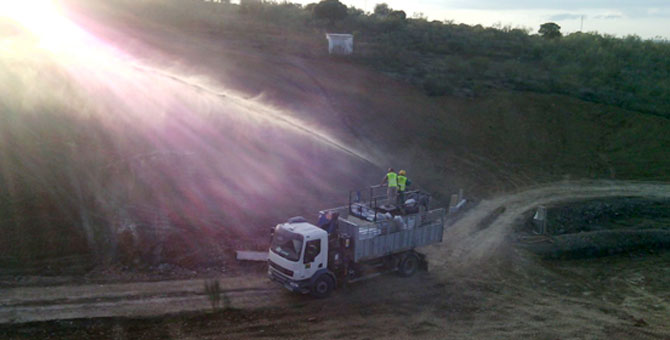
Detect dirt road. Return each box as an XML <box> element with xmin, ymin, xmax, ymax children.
<box><xmin>432</xmin><ymin>179</ymin><xmax>670</xmax><ymax>268</ymax></box>
<box><xmin>2</xmin><ymin>180</ymin><xmax>670</xmax><ymax>339</ymax></box>
<box><xmin>0</xmin><ymin>276</ymin><xmax>286</xmax><ymax>323</ymax></box>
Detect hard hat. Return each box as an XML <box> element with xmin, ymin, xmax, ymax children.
<box><xmin>399</xmin><ymin>170</ymin><xmax>406</xmax><ymax>175</ymax></box>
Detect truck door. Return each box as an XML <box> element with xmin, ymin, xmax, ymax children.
<box><xmin>303</xmin><ymin>237</ymin><xmax>327</xmax><ymax>279</ymax></box>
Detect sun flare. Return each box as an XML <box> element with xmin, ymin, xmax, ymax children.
<box><xmin>0</xmin><ymin>0</ymin><xmax>85</xmax><ymax>50</ymax></box>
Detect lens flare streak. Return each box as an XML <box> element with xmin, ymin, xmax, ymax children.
<box><xmin>0</xmin><ymin>1</ymin><xmax>379</xmax><ymax>258</ymax></box>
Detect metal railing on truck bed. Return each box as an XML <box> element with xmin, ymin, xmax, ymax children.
<box><xmin>348</xmin><ymin>186</ymin><xmax>431</xmax><ymax>222</ymax></box>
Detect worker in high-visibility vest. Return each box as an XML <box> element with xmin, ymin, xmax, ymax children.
<box><xmin>397</xmin><ymin>170</ymin><xmax>409</xmax><ymax>206</ymax></box>
<box><xmin>381</xmin><ymin>168</ymin><xmax>398</xmax><ymax>206</ymax></box>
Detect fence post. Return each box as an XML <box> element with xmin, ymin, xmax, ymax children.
<box><xmin>533</xmin><ymin>206</ymin><xmax>547</xmax><ymax>234</ymax></box>
<box><xmin>448</xmin><ymin>194</ymin><xmax>458</xmax><ymax>215</ymax></box>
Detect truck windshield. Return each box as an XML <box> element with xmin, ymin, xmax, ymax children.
<box><xmin>270</xmin><ymin>227</ymin><xmax>304</xmax><ymax>262</ymax></box>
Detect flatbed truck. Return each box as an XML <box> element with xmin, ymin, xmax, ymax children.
<box><xmin>268</xmin><ymin>186</ymin><xmax>446</xmax><ymax>297</ymax></box>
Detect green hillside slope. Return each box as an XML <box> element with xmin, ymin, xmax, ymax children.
<box><xmin>1</xmin><ymin>0</ymin><xmax>668</xmax><ymax>271</ymax></box>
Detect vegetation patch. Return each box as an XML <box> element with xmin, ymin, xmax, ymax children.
<box><xmin>528</xmin><ymin>230</ymin><xmax>670</xmax><ymax>259</ymax></box>
<box><xmin>517</xmin><ymin>198</ymin><xmax>670</xmax><ymax>259</ymax></box>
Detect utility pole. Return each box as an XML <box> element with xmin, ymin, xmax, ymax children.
<box><xmin>580</xmin><ymin>15</ymin><xmax>584</xmax><ymax>32</ymax></box>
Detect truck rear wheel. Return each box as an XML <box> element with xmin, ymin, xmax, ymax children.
<box><xmin>397</xmin><ymin>253</ymin><xmax>419</xmax><ymax>277</ymax></box>
<box><xmin>311</xmin><ymin>274</ymin><xmax>334</xmax><ymax>298</ymax></box>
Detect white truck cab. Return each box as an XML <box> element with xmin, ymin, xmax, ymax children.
<box><xmin>268</xmin><ymin>218</ymin><xmax>335</xmax><ymax>297</ymax></box>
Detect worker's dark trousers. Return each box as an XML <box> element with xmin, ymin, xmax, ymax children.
<box><xmin>387</xmin><ymin>186</ymin><xmax>398</xmax><ymax>206</ymax></box>
<box><xmin>397</xmin><ymin>190</ymin><xmax>405</xmax><ymax>206</ymax></box>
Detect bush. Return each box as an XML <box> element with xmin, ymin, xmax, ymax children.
<box><xmin>313</xmin><ymin>0</ymin><xmax>347</xmax><ymax>24</ymax></box>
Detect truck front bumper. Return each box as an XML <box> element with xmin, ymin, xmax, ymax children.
<box><xmin>268</xmin><ymin>269</ymin><xmax>310</xmax><ymax>294</ymax></box>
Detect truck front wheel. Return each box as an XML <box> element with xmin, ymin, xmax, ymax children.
<box><xmin>397</xmin><ymin>253</ymin><xmax>419</xmax><ymax>277</ymax></box>
<box><xmin>311</xmin><ymin>274</ymin><xmax>335</xmax><ymax>298</ymax></box>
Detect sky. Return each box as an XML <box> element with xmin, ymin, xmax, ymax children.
<box><xmin>294</xmin><ymin>0</ymin><xmax>670</xmax><ymax>39</ymax></box>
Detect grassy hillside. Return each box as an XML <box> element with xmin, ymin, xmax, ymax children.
<box><xmin>74</xmin><ymin>0</ymin><xmax>670</xmax><ymax>118</ymax></box>
<box><xmin>0</xmin><ymin>0</ymin><xmax>668</xmax><ymax>271</ymax></box>
<box><xmin>70</xmin><ymin>0</ymin><xmax>669</xmax><ymax>184</ymax></box>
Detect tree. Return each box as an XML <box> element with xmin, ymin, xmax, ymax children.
<box><xmin>304</xmin><ymin>3</ymin><xmax>317</xmax><ymax>12</ymax></box>
<box><xmin>347</xmin><ymin>6</ymin><xmax>365</xmax><ymax>17</ymax></box>
<box><xmin>239</xmin><ymin>0</ymin><xmax>262</xmax><ymax>14</ymax></box>
<box><xmin>313</xmin><ymin>0</ymin><xmax>348</xmax><ymax>23</ymax></box>
<box><xmin>389</xmin><ymin>10</ymin><xmax>406</xmax><ymax>20</ymax></box>
<box><xmin>374</xmin><ymin>3</ymin><xmax>391</xmax><ymax>16</ymax></box>
<box><xmin>539</xmin><ymin>22</ymin><xmax>562</xmax><ymax>39</ymax></box>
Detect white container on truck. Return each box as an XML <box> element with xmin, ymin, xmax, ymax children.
<box><xmin>268</xmin><ymin>186</ymin><xmax>446</xmax><ymax>298</ymax></box>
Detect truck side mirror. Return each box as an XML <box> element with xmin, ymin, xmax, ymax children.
<box><xmin>270</xmin><ymin>225</ymin><xmax>278</xmax><ymax>244</ymax></box>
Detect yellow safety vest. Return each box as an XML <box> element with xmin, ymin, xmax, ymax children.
<box><xmin>397</xmin><ymin>175</ymin><xmax>407</xmax><ymax>191</ymax></box>
<box><xmin>386</xmin><ymin>172</ymin><xmax>398</xmax><ymax>187</ymax></box>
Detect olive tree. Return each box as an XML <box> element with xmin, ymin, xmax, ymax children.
<box><xmin>313</xmin><ymin>0</ymin><xmax>348</xmax><ymax>24</ymax></box>
<box><xmin>539</xmin><ymin>22</ymin><xmax>562</xmax><ymax>39</ymax></box>
<box><xmin>374</xmin><ymin>3</ymin><xmax>391</xmax><ymax>16</ymax></box>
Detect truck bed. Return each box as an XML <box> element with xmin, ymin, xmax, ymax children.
<box><xmin>338</xmin><ymin>208</ymin><xmax>446</xmax><ymax>262</ymax></box>
<box><xmin>344</xmin><ymin>214</ymin><xmax>371</xmax><ymax>226</ymax></box>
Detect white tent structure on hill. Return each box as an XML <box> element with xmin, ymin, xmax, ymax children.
<box><xmin>326</xmin><ymin>33</ymin><xmax>354</xmax><ymax>55</ymax></box>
